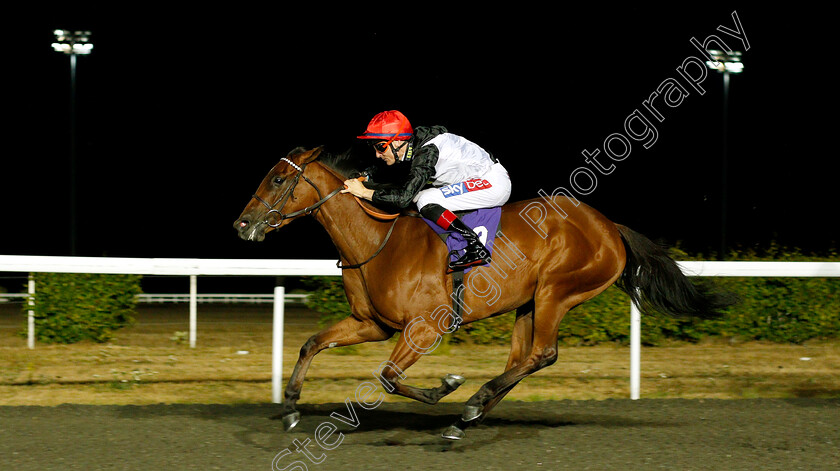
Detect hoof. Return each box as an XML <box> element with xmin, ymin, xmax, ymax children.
<box><xmin>461</xmin><ymin>405</ymin><xmax>482</xmax><ymax>422</ymax></box>
<box><xmin>443</xmin><ymin>374</ymin><xmax>466</xmax><ymax>390</ymax></box>
<box><xmin>282</xmin><ymin>411</ymin><xmax>300</xmax><ymax>431</ymax></box>
<box><xmin>441</xmin><ymin>424</ymin><xmax>465</xmax><ymax>440</ymax></box>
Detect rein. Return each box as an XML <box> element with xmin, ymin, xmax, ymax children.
<box><xmin>252</xmin><ymin>157</ymin><xmax>399</xmax><ymax>269</ymax></box>
<box><xmin>336</xmin><ymin>217</ymin><xmax>398</xmax><ymax>269</ymax></box>
<box><xmin>350</xmin><ymin>177</ymin><xmax>400</xmax><ymax>221</ymax></box>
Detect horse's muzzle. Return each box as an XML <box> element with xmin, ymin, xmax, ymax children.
<box><xmin>233</xmin><ymin>217</ymin><xmax>266</xmax><ymax>242</ymax></box>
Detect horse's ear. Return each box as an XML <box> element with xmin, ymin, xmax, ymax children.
<box><xmin>301</xmin><ymin>146</ymin><xmax>324</xmax><ymax>163</ymax></box>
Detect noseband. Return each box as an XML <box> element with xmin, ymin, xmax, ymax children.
<box><xmin>252</xmin><ymin>157</ymin><xmax>343</xmax><ymax>227</ymax></box>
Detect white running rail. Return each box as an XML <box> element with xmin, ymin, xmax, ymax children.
<box><xmin>0</xmin><ymin>255</ymin><xmax>341</xmax><ymax>404</ymax></box>
<box><xmin>2</xmin><ymin>255</ymin><xmax>839</xmax><ymax>402</ymax></box>
<box><xmin>628</xmin><ymin>261</ymin><xmax>840</xmax><ymax>400</ymax></box>
<box><xmin>1</xmin><ymin>293</ymin><xmax>309</xmax><ymax>304</ymax></box>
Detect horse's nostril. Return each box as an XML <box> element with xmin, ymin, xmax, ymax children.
<box><xmin>237</xmin><ymin>219</ymin><xmax>249</xmax><ymax>229</ymax></box>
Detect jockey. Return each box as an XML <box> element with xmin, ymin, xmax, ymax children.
<box><xmin>342</xmin><ymin>110</ymin><xmax>511</xmax><ymax>272</ymax></box>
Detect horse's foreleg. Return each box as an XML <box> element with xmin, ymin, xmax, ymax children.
<box><xmin>280</xmin><ymin>315</ymin><xmax>392</xmax><ymax>430</ymax></box>
<box><xmin>377</xmin><ymin>317</ymin><xmax>465</xmax><ymax>405</ymax></box>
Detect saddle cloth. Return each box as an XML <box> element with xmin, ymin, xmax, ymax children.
<box><xmin>421</xmin><ymin>206</ymin><xmax>502</xmax><ymax>273</ymax></box>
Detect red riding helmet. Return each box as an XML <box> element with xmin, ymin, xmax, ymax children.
<box><xmin>357</xmin><ymin>110</ymin><xmax>413</xmax><ymax>141</ymax></box>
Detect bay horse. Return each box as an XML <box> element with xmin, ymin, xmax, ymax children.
<box><xmin>234</xmin><ymin>146</ymin><xmax>733</xmax><ymax>440</ymax></box>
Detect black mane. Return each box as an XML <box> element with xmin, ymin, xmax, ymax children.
<box><xmin>314</xmin><ymin>148</ymin><xmax>369</xmax><ymax>179</ymax></box>
<box><xmin>298</xmin><ymin>145</ymin><xmax>407</xmax><ymax>199</ymax></box>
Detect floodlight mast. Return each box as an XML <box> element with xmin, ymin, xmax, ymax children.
<box><xmin>705</xmin><ymin>50</ymin><xmax>743</xmax><ymax>261</ymax></box>
<box><xmin>51</xmin><ymin>29</ymin><xmax>93</xmax><ymax>255</ymax></box>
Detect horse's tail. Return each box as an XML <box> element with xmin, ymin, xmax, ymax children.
<box><xmin>615</xmin><ymin>224</ymin><xmax>737</xmax><ymax>318</ymax></box>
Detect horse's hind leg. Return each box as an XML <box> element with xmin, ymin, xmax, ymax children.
<box><xmin>376</xmin><ymin>317</ymin><xmax>466</xmax><ymax>404</ymax></box>
<box><xmin>280</xmin><ymin>315</ymin><xmax>393</xmax><ymax>430</ymax></box>
<box><xmin>439</xmin><ymin>305</ymin><xmax>535</xmax><ymax>440</ymax></box>
<box><xmin>442</xmin><ymin>294</ymin><xmax>574</xmax><ymax>440</ymax></box>
<box><xmin>478</xmin><ymin>303</ymin><xmax>535</xmax><ymax>419</ymax></box>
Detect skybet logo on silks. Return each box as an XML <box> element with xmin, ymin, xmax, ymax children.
<box><xmin>440</xmin><ymin>178</ymin><xmax>493</xmax><ymax>198</ymax></box>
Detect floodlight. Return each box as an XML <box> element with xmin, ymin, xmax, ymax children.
<box><xmin>51</xmin><ymin>29</ymin><xmax>93</xmax><ymax>55</ymax></box>
<box><xmin>705</xmin><ymin>49</ymin><xmax>743</xmax><ymax>73</ymax></box>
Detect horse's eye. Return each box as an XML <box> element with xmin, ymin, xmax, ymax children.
<box><xmin>273</xmin><ymin>177</ymin><xmax>283</xmax><ymax>185</ymax></box>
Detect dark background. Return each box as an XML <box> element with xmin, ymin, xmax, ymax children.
<box><xmin>3</xmin><ymin>6</ymin><xmax>836</xmax><ymax>275</ymax></box>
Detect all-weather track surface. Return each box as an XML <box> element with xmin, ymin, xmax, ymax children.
<box><xmin>1</xmin><ymin>399</ymin><xmax>837</xmax><ymax>470</ymax></box>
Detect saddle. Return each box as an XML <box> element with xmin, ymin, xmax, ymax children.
<box><xmin>352</xmin><ymin>197</ymin><xmax>502</xmax><ymax>330</ymax></box>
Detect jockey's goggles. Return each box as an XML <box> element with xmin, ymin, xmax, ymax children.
<box><xmin>371</xmin><ymin>141</ymin><xmax>389</xmax><ymax>153</ymax></box>
<box><xmin>371</xmin><ymin>139</ymin><xmax>407</xmax><ymax>154</ymax></box>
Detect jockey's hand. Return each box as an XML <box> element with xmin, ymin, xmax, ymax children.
<box><xmin>342</xmin><ymin>178</ymin><xmax>374</xmax><ymax>200</ymax></box>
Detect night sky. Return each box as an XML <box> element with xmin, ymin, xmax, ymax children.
<box><xmin>4</xmin><ymin>7</ymin><xmax>837</xmax><ymax>270</ymax></box>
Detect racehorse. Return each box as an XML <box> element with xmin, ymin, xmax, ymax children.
<box><xmin>234</xmin><ymin>146</ymin><xmax>734</xmax><ymax>440</ymax></box>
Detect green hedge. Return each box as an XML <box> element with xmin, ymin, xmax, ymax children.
<box><xmin>302</xmin><ymin>244</ymin><xmax>840</xmax><ymax>345</ymax></box>
<box><xmin>302</xmin><ymin>276</ymin><xmax>354</xmax><ymax>328</ymax></box>
<box><xmin>448</xmin><ymin>285</ymin><xmax>689</xmax><ymax>346</ymax></box>
<box><xmin>21</xmin><ymin>273</ymin><xmax>142</xmax><ymax>344</ymax></box>
<box><xmin>677</xmin><ymin>244</ymin><xmax>840</xmax><ymax>344</ymax></box>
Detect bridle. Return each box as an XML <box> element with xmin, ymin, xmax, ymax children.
<box><xmin>251</xmin><ymin>157</ymin><xmax>343</xmax><ymax>228</ymax></box>
<box><xmin>250</xmin><ymin>156</ymin><xmax>398</xmax><ymax>269</ymax></box>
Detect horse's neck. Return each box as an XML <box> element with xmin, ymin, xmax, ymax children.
<box><xmin>311</xmin><ymin>165</ymin><xmax>392</xmax><ymax>265</ymax></box>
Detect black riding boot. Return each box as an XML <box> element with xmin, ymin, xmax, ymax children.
<box><xmin>445</xmin><ymin>217</ymin><xmax>492</xmax><ymax>272</ymax></box>
<box><xmin>420</xmin><ymin>203</ymin><xmax>492</xmax><ymax>272</ymax></box>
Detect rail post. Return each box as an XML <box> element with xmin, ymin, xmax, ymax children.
<box><xmin>27</xmin><ymin>274</ymin><xmax>35</xmax><ymax>349</ymax></box>
<box><xmin>272</xmin><ymin>286</ymin><xmax>285</xmax><ymax>404</ymax></box>
<box><xmin>189</xmin><ymin>275</ymin><xmax>197</xmax><ymax>348</ymax></box>
<box><xmin>630</xmin><ymin>293</ymin><xmax>641</xmax><ymax>400</ymax></box>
